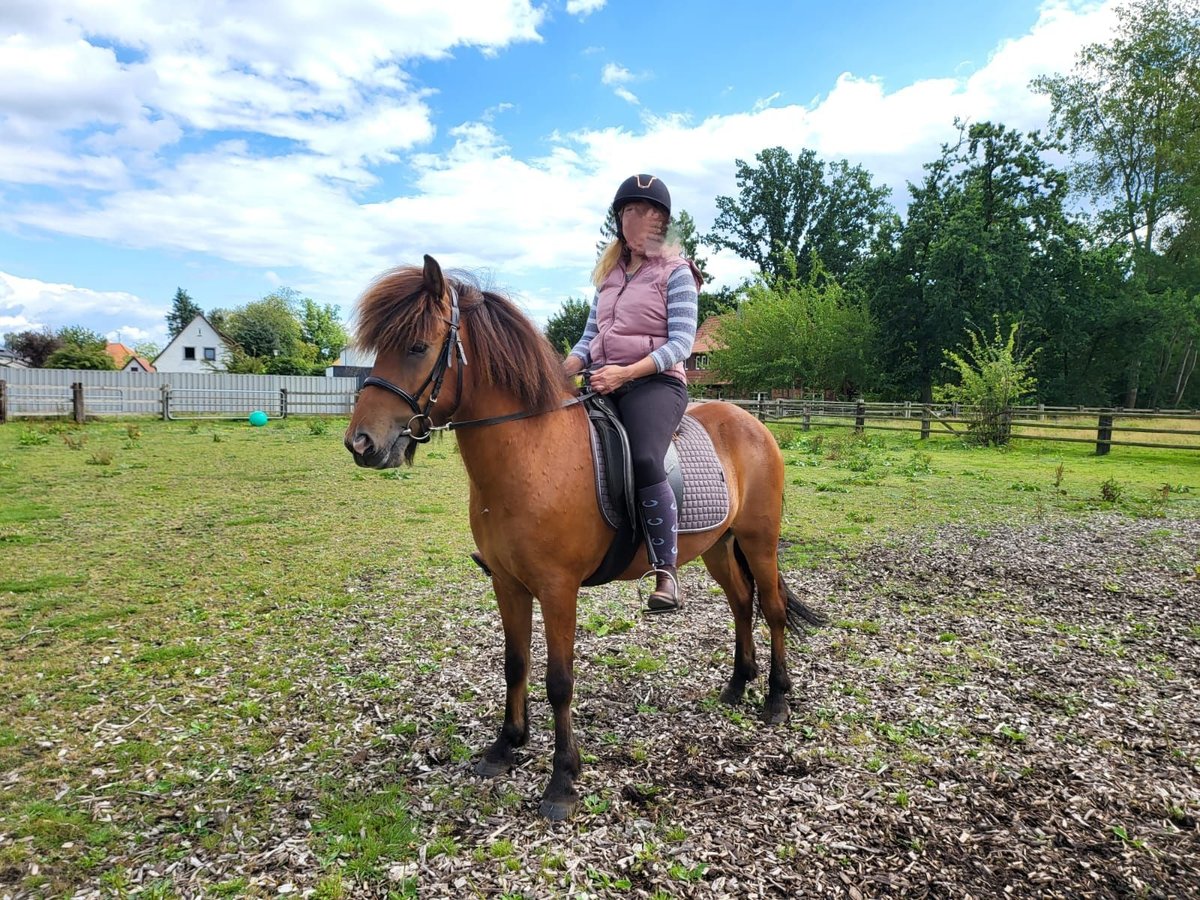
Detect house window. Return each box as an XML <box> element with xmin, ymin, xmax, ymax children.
<box><xmin>695</xmin><ymin>354</ymin><xmax>709</xmax><ymax>370</ymax></box>
<box><xmin>184</xmin><ymin>347</ymin><xmax>196</xmax><ymax>360</ymax></box>
<box><xmin>203</xmin><ymin>347</ymin><xmax>217</xmax><ymax>361</ymax></box>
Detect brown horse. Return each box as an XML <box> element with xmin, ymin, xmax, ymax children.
<box><xmin>345</xmin><ymin>255</ymin><xmax>822</xmax><ymax>820</ymax></box>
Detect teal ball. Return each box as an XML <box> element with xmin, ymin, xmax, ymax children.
<box><xmin>248</xmin><ymin>410</ymin><xmax>269</xmax><ymax>427</ymax></box>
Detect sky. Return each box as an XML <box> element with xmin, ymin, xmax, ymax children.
<box><xmin>0</xmin><ymin>0</ymin><xmax>1122</xmax><ymax>352</ymax></box>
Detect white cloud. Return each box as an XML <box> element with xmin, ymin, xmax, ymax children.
<box><xmin>566</xmin><ymin>0</ymin><xmax>607</xmax><ymax>16</ymax></box>
<box><xmin>601</xmin><ymin>62</ymin><xmax>633</xmax><ymax>85</ymax></box>
<box><xmin>0</xmin><ymin>0</ymin><xmax>1125</xmax><ymax>330</ymax></box>
<box><xmin>0</xmin><ymin>270</ymin><xmax>164</xmax><ymax>338</ymax></box>
<box><xmin>614</xmin><ymin>87</ymin><xmax>640</xmax><ymax>105</ymax></box>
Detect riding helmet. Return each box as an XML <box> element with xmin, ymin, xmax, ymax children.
<box><xmin>612</xmin><ymin>174</ymin><xmax>671</xmax><ymax>234</ymax></box>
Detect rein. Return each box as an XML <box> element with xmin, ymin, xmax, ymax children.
<box><xmin>359</xmin><ymin>284</ymin><xmax>592</xmax><ymax>440</ymax></box>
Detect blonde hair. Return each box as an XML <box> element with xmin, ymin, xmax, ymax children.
<box><xmin>591</xmin><ymin>229</ymin><xmax>685</xmax><ymax>289</ymax></box>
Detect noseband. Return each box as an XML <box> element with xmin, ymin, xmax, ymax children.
<box><xmin>360</xmin><ymin>286</ymin><xmax>469</xmax><ymax>443</ymax></box>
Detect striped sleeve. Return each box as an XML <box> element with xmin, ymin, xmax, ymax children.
<box><xmin>650</xmin><ymin>264</ymin><xmax>699</xmax><ymax>372</ymax></box>
<box><xmin>567</xmin><ymin>291</ymin><xmax>600</xmax><ymax>365</ymax></box>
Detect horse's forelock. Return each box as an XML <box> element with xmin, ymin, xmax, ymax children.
<box><xmin>353</xmin><ymin>266</ymin><xmax>443</xmax><ymax>354</ymax></box>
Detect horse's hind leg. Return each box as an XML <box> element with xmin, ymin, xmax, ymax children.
<box><xmin>476</xmin><ymin>579</ymin><xmax>533</xmax><ymax>777</ymax></box>
<box><xmin>701</xmin><ymin>533</ymin><xmax>758</xmax><ymax>706</ymax></box>
<box><xmin>734</xmin><ymin>531</ymin><xmax>794</xmax><ymax>725</ymax></box>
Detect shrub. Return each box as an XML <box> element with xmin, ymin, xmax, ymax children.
<box><xmin>62</xmin><ymin>433</ymin><xmax>88</xmax><ymax>451</ymax></box>
<box><xmin>935</xmin><ymin>319</ymin><xmax>1038</xmax><ymax>446</ymax></box>
<box><xmin>18</xmin><ymin>427</ymin><xmax>50</xmax><ymax>446</ymax></box>
<box><xmin>87</xmin><ymin>449</ymin><xmax>115</xmax><ymax>466</ymax></box>
<box><xmin>308</xmin><ymin>418</ymin><xmax>330</xmax><ymax>436</ymax></box>
<box><xmin>1099</xmin><ymin>477</ymin><xmax>1123</xmax><ymax>503</ymax></box>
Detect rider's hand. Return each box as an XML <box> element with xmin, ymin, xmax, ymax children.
<box><xmin>589</xmin><ymin>364</ymin><xmax>629</xmax><ymax>395</ymax></box>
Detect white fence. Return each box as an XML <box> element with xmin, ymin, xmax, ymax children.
<box><xmin>0</xmin><ymin>369</ymin><xmax>363</xmax><ymax>420</ymax></box>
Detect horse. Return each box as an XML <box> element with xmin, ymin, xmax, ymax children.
<box><xmin>345</xmin><ymin>255</ymin><xmax>823</xmax><ymax>820</ymax></box>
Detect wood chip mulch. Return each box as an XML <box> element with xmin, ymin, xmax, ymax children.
<box><xmin>46</xmin><ymin>513</ymin><xmax>1200</xmax><ymax>898</ymax></box>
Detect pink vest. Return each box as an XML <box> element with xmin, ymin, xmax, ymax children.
<box><xmin>589</xmin><ymin>254</ymin><xmax>701</xmax><ymax>383</ymax></box>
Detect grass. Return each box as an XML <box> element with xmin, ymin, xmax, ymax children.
<box><xmin>0</xmin><ymin>415</ymin><xmax>1196</xmax><ymax>894</ymax></box>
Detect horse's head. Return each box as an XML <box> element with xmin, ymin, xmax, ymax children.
<box><xmin>345</xmin><ymin>254</ymin><xmax>465</xmax><ymax>468</ymax></box>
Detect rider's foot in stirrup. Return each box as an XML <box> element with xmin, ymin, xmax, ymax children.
<box><xmin>645</xmin><ymin>564</ymin><xmax>681</xmax><ymax>613</ymax></box>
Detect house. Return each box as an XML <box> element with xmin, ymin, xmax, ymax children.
<box><xmin>105</xmin><ymin>343</ymin><xmax>156</xmax><ymax>373</ymax></box>
<box><xmin>0</xmin><ymin>348</ymin><xmax>28</xmax><ymax>368</ymax></box>
<box><xmin>685</xmin><ymin>314</ymin><xmax>732</xmax><ymax>395</ymax></box>
<box><xmin>325</xmin><ymin>345</ymin><xmax>374</xmax><ymax>379</ymax></box>
<box><xmin>153</xmin><ymin>315</ymin><xmax>233</xmax><ymax>373</ymax></box>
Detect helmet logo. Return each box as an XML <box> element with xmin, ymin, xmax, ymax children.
<box><xmin>635</xmin><ymin>175</ymin><xmax>658</xmax><ymax>189</ymax></box>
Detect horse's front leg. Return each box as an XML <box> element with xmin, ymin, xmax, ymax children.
<box><xmin>539</xmin><ymin>592</ymin><xmax>580</xmax><ymax>821</ymax></box>
<box><xmin>476</xmin><ymin>580</ymin><xmax>533</xmax><ymax>777</ymax></box>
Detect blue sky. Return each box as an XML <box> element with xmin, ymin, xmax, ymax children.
<box><xmin>0</xmin><ymin>0</ymin><xmax>1119</xmax><ymax>351</ymax></box>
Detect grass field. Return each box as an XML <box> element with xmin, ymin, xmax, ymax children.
<box><xmin>1</xmin><ymin>416</ymin><xmax>1197</xmax><ymax>896</ymax></box>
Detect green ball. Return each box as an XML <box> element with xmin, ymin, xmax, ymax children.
<box><xmin>248</xmin><ymin>410</ymin><xmax>269</xmax><ymax>427</ymax></box>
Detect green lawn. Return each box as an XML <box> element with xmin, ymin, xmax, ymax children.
<box><xmin>0</xmin><ymin>415</ymin><xmax>1196</xmax><ymax>895</ymax></box>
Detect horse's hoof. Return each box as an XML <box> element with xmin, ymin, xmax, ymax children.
<box><xmin>719</xmin><ymin>683</ymin><xmax>746</xmax><ymax>706</ymax></box>
<box><xmin>474</xmin><ymin>755</ymin><xmax>511</xmax><ymax>778</ymax></box>
<box><xmin>762</xmin><ymin>696</ymin><xmax>790</xmax><ymax>725</ymax></box>
<box><xmin>539</xmin><ymin>796</ymin><xmax>577</xmax><ymax>821</ymax></box>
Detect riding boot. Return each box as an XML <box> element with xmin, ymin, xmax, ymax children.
<box><xmin>637</xmin><ymin>480</ymin><xmax>681</xmax><ymax>612</ymax></box>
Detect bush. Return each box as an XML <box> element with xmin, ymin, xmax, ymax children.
<box><xmin>935</xmin><ymin>319</ymin><xmax>1038</xmax><ymax>446</ymax></box>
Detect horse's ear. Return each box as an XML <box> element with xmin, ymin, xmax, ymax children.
<box><xmin>422</xmin><ymin>254</ymin><xmax>446</xmax><ymax>299</ymax></box>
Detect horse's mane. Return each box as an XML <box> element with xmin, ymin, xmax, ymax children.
<box><xmin>354</xmin><ymin>266</ymin><xmax>574</xmax><ymax>415</ymax></box>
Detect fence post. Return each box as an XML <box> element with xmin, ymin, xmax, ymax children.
<box><xmin>280</xmin><ymin>388</ymin><xmax>289</xmax><ymax>419</ymax></box>
<box><xmin>72</xmin><ymin>382</ymin><xmax>85</xmax><ymax>424</ymax></box>
<box><xmin>0</xmin><ymin>380</ymin><xmax>7</xmax><ymax>424</ymax></box>
<box><xmin>854</xmin><ymin>399</ymin><xmax>865</xmax><ymax>434</ymax></box>
<box><xmin>904</xmin><ymin>400</ymin><xmax>911</xmax><ymax>419</ymax></box>
<box><xmin>802</xmin><ymin>404</ymin><xmax>811</xmax><ymax>432</ymax></box>
<box><xmin>920</xmin><ymin>405</ymin><xmax>931</xmax><ymax>440</ymax></box>
<box><xmin>161</xmin><ymin>384</ymin><xmax>170</xmax><ymax>421</ymax></box>
<box><xmin>1096</xmin><ymin>413</ymin><xmax>1114</xmax><ymax>456</ymax></box>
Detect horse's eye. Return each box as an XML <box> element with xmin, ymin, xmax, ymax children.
<box><xmin>409</xmin><ymin>341</ymin><xmax>428</xmax><ymax>355</ymax></box>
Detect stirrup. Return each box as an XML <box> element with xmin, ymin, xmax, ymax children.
<box><xmin>644</xmin><ymin>567</ymin><xmax>681</xmax><ymax>614</ymax></box>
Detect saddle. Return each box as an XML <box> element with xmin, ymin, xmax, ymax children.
<box><xmin>582</xmin><ymin>393</ymin><xmax>729</xmax><ymax>586</ymax></box>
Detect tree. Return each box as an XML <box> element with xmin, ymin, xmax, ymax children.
<box><xmin>300</xmin><ymin>299</ymin><xmax>348</xmax><ymax>364</ymax></box>
<box><xmin>1032</xmin><ymin>0</ymin><xmax>1200</xmax><ymax>258</ymax></box>
<box><xmin>706</xmin><ymin>147</ymin><xmax>892</xmax><ymax>282</ymax></box>
<box><xmin>709</xmin><ymin>254</ymin><xmax>874</xmax><ymax>396</ymax></box>
<box><xmin>671</xmin><ymin>210</ymin><xmax>712</xmax><ymax>285</ymax></box>
<box><xmin>166</xmin><ymin>288</ymin><xmax>203</xmax><ymax>339</ymax></box>
<box><xmin>45</xmin><ymin>326</ymin><xmax>115</xmax><ymax>370</ymax></box>
<box><xmin>4</xmin><ymin>329</ymin><xmax>61</xmax><ymax>367</ymax></box>
<box><xmin>544</xmin><ymin>297</ymin><xmax>591</xmax><ymax>356</ymax></box>
<box><xmin>865</xmin><ymin>121</ymin><xmax>1090</xmax><ymax>403</ymax></box>
<box><xmin>1033</xmin><ymin>0</ymin><xmax>1200</xmax><ymax>406</ymax></box>
<box><xmin>225</xmin><ymin>292</ymin><xmax>302</xmax><ymax>360</ymax></box>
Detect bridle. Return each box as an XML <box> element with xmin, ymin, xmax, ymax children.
<box><xmin>359</xmin><ymin>285</ymin><xmax>468</xmax><ymax>443</ymax></box>
<box><xmin>359</xmin><ymin>283</ymin><xmax>591</xmax><ymax>442</ymax></box>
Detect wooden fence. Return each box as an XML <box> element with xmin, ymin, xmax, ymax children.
<box><xmin>726</xmin><ymin>398</ymin><xmax>1200</xmax><ymax>454</ymax></box>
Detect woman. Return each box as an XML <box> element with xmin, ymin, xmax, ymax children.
<box><xmin>565</xmin><ymin>174</ymin><xmax>702</xmax><ymax>612</ymax></box>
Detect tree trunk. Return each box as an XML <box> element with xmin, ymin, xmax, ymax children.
<box><xmin>1124</xmin><ymin>362</ymin><xmax>1140</xmax><ymax>409</ymax></box>
<box><xmin>1172</xmin><ymin>340</ymin><xmax>1196</xmax><ymax>407</ymax></box>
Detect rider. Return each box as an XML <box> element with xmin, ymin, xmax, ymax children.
<box><xmin>564</xmin><ymin>174</ymin><xmax>702</xmax><ymax>612</ymax></box>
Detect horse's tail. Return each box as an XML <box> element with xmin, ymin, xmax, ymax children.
<box><xmin>731</xmin><ymin>538</ymin><xmax>827</xmax><ymax>636</ymax></box>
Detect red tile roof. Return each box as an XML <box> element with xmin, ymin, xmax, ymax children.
<box><xmin>692</xmin><ymin>314</ymin><xmax>731</xmax><ymax>353</ymax></box>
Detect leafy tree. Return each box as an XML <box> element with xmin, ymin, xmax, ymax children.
<box><xmin>300</xmin><ymin>299</ymin><xmax>348</xmax><ymax>363</ymax></box>
<box><xmin>1033</xmin><ymin>0</ymin><xmax>1200</xmax><ymax>406</ymax></box>
<box><xmin>166</xmin><ymin>288</ymin><xmax>203</xmax><ymax>339</ymax></box>
<box><xmin>671</xmin><ymin>210</ymin><xmax>712</xmax><ymax>284</ymax></box>
<box><xmin>225</xmin><ymin>292</ymin><xmax>302</xmax><ymax>360</ymax></box>
<box><xmin>545</xmin><ymin>297</ymin><xmax>591</xmax><ymax>356</ymax></box>
<box><xmin>1032</xmin><ymin>0</ymin><xmax>1200</xmax><ymax>257</ymax></box>
<box><xmin>45</xmin><ymin>326</ymin><xmax>115</xmax><ymax>370</ymax></box>
<box><xmin>133</xmin><ymin>341</ymin><xmax>161</xmax><ymax>360</ymax></box>
<box><xmin>866</xmin><ymin>121</ymin><xmax>1088</xmax><ymax>403</ymax></box>
<box><xmin>595</xmin><ymin>207</ymin><xmax>619</xmax><ymax>260</ymax></box>
<box><xmin>706</xmin><ymin>147</ymin><xmax>892</xmax><ymax>282</ymax></box>
<box><xmin>709</xmin><ymin>253</ymin><xmax>874</xmax><ymax>396</ymax></box>
<box><xmin>4</xmin><ymin>329</ymin><xmax>61</xmax><ymax>367</ymax></box>
<box><xmin>935</xmin><ymin>320</ymin><xmax>1039</xmax><ymax>446</ymax></box>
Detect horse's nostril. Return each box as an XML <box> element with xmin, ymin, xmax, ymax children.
<box><xmin>352</xmin><ymin>433</ymin><xmax>374</xmax><ymax>456</ymax></box>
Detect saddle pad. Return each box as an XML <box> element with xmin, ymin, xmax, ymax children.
<box><xmin>589</xmin><ymin>413</ymin><xmax>729</xmax><ymax>534</ymax></box>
